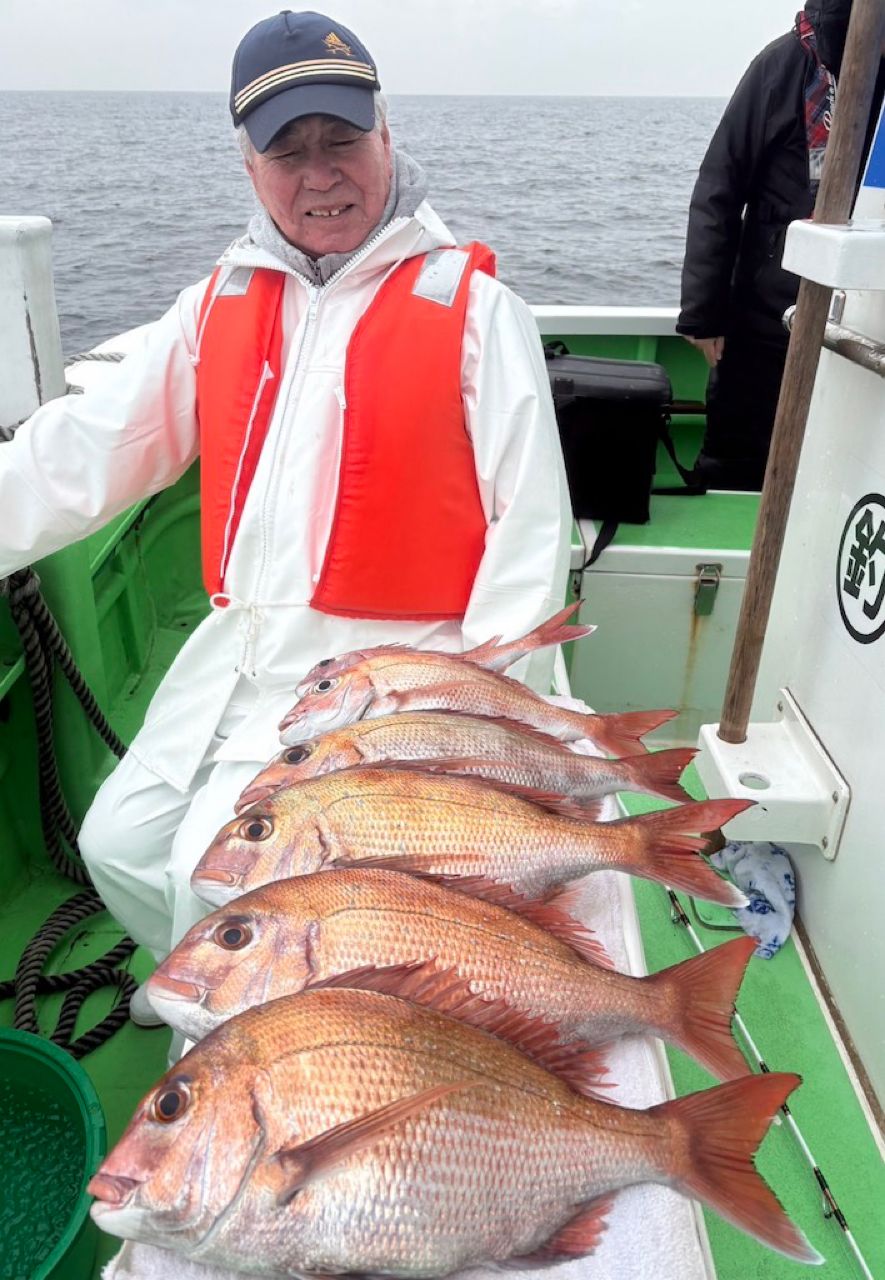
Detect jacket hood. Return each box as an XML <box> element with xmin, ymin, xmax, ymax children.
<box><xmin>803</xmin><ymin>0</ymin><xmax>853</xmax><ymax>75</ymax></box>
<box><xmin>218</xmin><ymin>196</ymin><xmax>455</xmax><ymax>285</ymax></box>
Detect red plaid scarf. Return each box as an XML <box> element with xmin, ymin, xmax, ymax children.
<box><xmin>795</xmin><ymin>10</ymin><xmax>837</xmax><ymax>191</ymax></box>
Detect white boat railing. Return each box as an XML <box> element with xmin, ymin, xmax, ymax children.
<box><xmin>530</xmin><ymin>304</ymin><xmax>680</xmax><ymax>337</ymax></box>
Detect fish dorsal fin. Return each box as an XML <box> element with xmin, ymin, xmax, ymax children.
<box><xmin>500</xmin><ymin>1195</ymin><xmax>615</xmax><ymax>1267</ymax></box>
<box><xmin>333</xmin><ymin>855</ymin><xmax>550</xmax><ymax>907</ymax></box>
<box><xmin>357</xmin><ymin>758</ymin><xmax>606</xmax><ymax>821</ymax></box>
<box><xmin>455</xmin><ymin>713</ymin><xmax>579</xmax><ymax>749</ymax></box>
<box><xmin>459</xmin><ymin>633</ymin><xmax>505</xmax><ymax>664</ymax></box>
<box><xmin>309</xmin><ymin>962</ymin><xmax>611</xmax><ymax>1099</ymax></box>
<box><xmin>372</xmin><ymin>710</ymin><xmax>579</xmax><ymax>753</ymax></box>
<box><xmin>416</xmin><ymin>875</ymin><xmax>615</xmax><ymax>970</ymax></box>
<box><xmin>271</xmin><ymin>1081</ymin><xmax>470</xmax><ymax>1206</ymax></box>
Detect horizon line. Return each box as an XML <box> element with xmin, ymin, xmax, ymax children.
<box><xmin>0</xmin><ymin>88</ymin><xmax>728</xmax><ymax>99</ymax></box>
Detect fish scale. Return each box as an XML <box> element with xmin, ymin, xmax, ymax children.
<box><xmin>280</xmin><ymin>650</ymin><xmax>676</xmax><ymax>757</ymax></box>
<box><xmin>90</xmin><ymin>987</ymin><xmax>816</xmax><ymax>1273</ymax></box>
<box><xmin>193</xmin><ymin>767</ymin><xmax>751</xmax><ymax>908</ymax></box>
<box><xmin>92</xmin><ymin>990</ymin><xmax>661</xmax><ymax>1274</ymax></box>
<box><xmin>151</xmin><ymin>869</ymin><xmax>753</xmax><ymax>1081</ymax></box>
<box><xmin>238</xmin><ymin>710</ymin><xmax>695</xmax><ymax>813</ymax></box>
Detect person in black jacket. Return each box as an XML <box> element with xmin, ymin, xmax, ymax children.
<box><xmin>676</xmin><ymin>0</ymin><xmax>869</xmax><ymax>490</ymax></box>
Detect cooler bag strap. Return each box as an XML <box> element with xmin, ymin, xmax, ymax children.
<box><xmin>582</xmin><ymin>518</ymin><xmax>619</xmax><ymax>568</ymax></box>
<box><xmin>652</xmin><ymin>419</ymin><xmax>707</xmax><ymax>496</ymax></box>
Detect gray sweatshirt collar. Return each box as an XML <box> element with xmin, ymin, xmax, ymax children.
<box><xmin>246</xmin><ymin>149</ymin><xmax>429</xmax><ymax>286</ymax></box>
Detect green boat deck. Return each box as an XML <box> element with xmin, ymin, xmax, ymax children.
<box><xmin>1</xmin><ymin>334</ymin><xmax>882</xmax><ymax>1277</ymax></box>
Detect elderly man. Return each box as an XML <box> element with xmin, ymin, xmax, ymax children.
<box><xmin>0</xmin><ymin>11</ymin><xmax>571</xmax><ymax>1023</ymax></box>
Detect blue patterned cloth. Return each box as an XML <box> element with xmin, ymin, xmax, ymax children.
<box><xmin>710</xmin><ymin>841</ymin><xmax>796</xmax><ymax>958</ymax></box>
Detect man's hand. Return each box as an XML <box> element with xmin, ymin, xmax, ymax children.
<box><xmin>684</xmin><ymin>335</ymin><xmax>725</xmax><ymax>367</ymax></box>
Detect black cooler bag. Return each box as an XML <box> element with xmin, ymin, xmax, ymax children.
<box><xmin>545</xmin><ymin>345</ymin><xmax>674</xmax><ymax>525</ymax></box>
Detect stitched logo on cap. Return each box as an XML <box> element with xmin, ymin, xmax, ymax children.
<box><xmin>324</xmin><ymin>32</ymin><xmax>353</xmax><ymax>57</ymax></box>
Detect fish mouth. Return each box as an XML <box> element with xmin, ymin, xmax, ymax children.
<box><xmin>234</xmin><ymin>783</ymin><xmax>276</xmax><ymax>814</ymax></box>
<box><xmin>88</xmin><ymin>1172</ymin><xmax>140</xmax><ymax>1209</ymax></box>
<box><xmin>192</xmin><ymin>867</ymin><xmax>242</xmax><ymax>888</ymax></box>
<box><xmin>280</xmin><ymin>714</ymin><xmax>342</xmax><ymax>745</ymax></box>
<box><xmin>278</xmin><ymin>706</ymin><xmax>299</xmax><ymax>732</ymax></box>
<box><xmin>191</xmin><ymin>870</ymin><xmax>243</xmax><ymax>907</ymax></box>
<box><xmin>147</xmin><ymin>974</ymin><xmax>205</xmax><ymax>1004</ymax></box>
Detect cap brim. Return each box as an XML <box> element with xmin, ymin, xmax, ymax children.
<box><xmin>243</xmin><ymin>83</ymin><xmax>376</xmax><ymax>152</ymax></box>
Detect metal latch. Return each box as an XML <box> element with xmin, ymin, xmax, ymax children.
<box><xmin>694</xmin><ymin>563</ymin><xmax>721</xmax><ymax>616</ymax></box>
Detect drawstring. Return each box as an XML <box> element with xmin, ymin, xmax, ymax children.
<box><xmin>208</xmin><ymin>592</ymin><xmax>311</xmax><ymax>611</ymax></box>
<box><xmin>209</xmin><ymin>595</ymin><xmax>268</xmax><ymax>679</ymax></box>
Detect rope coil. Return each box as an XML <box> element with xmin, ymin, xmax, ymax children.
<box><xmin>1</xmin><ymin>567</ymin><xmax>138</xmax><ymax>1054</ymax></box>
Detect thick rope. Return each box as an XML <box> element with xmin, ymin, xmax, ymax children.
<box><xmin>8</xmin><ymin>892</ymin><xmax>137</xmax><ymax>1057</ymax></box>
<box><xmin>0</xmin><ymin>935</ymin><xmax>136</xmax><ymax>999</ymax></box>
<box><xmin>0</xmin><ymin>568</ymin><xmax>140</xmax><ymax>1053</ymax></box>
<box><xmin>3</xmin><ymin>571</ymin><xmax>85</xmax><ymax>878</ymax></box>
<box><xmin>52</xmin><ymin>967</ymin><xmax>138</xmax><ymax>1060</ymax></box>
<box><xmin>66</xmin><ymin>351</ymin><xmax>126</xmax><ymax>365</ymax></box>
<box><xmin>65</xmin><ymin>350</ymin><xmax>126</xmax><ymax>395</ymax></box>
<box><xmin>30</xmin><ymin>587</ymin><xmax>127</xmax><ymax>758</ymax></box>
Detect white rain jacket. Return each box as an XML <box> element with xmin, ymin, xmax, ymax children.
<box><xmin>0</xmin><ymin>201</ymin><xmax>572</xmax><ymax>791</ymax></box>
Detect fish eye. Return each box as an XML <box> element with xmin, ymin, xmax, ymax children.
<box><xmin>284</xmin><ymin>745</ymin><xmax>312</xmax><ymax>765</ymax></box>
<box><xmin>152</xmin><ymin>1079</ymin><xmax>191</xmax><ymax>1124</ymax></box>
<box><xmin>214</xmin><ymin>921</ymin><xmax>253</xmax><ymax>950</ymax></box>
<box><xmin>317</xmin><ymin>658</ymin><xmax>333</xmax><ymax>668</ymax></box>
<box><xmin>313</xmin><ymin>677</ymin><xmax>338</xmax><ymax>694</ymax></box>
<box><xmin>239</xmin><ymin>815</ymin><xmax>274</xmax><ymax>842</ymax></box>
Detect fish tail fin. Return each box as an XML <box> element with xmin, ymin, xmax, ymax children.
<box><xmin>614</xmin><ymin>799</ymin><xmax>753</xmax><ymax>906</ymax></box>
<box><xmin>618</xmin><ymin>746</ymin><xmax>697</xmax><ymax>803</ymax></box>
<box><xmin>465</xmin><ymin>603</ymin><xmax>596</xmax><ymax>671</ymax></box>
<box><xmin>651</xmin><ymin>1074</ymin><xmax>822</xmax><ymax>1264</ymax></box>
<box><xmin>582</xmin><ymin>709</ymin><xmax>678</xmax><ymax>757</ymax></box>
<box><xmin>646</xmin><ymin>936</ymin><xmax>755</xmax><ymax>1079</ymax></box>
<box><xmin>507</xmin><ymin>601</ymin><xmax>596</xmax><ymax>656</ymax></box>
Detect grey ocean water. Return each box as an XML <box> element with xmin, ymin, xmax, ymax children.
<box><xmin>1</xmin><ymin>92</ymin><xmax>725</xmax><ymax>358</ymax></box>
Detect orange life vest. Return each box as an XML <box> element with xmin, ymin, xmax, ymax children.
<box><xmin>195</xmin><ymin>242</ymin><xmax>495</xmax><ymax>620</ymax></box>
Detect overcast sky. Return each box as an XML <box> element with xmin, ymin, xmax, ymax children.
<box><xmin>0</xmin><ymin>0</ymin><xmax>797</xmax><ymax>97</ymax></box>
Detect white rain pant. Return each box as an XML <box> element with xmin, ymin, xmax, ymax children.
<box><xmin>80</xmin><ymin>683</ymin><xmax>262</xmax><ymax>961</ymax></box>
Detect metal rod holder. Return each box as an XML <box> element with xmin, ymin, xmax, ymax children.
<box><xmin>784</xmin><ymin>304</ymin><xmax>885</xmax><ymax>379</ymax></box>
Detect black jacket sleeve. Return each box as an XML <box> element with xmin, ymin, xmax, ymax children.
<box><xmin>676</xmin><ymin>41</ymin><xmax>788</xmax><ymax>338</ymax></box>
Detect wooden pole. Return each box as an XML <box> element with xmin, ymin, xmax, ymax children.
<box><xmin>718</xmin><ymin>0</ymin><xmax>885</xmax><ymax>744</ymax></box>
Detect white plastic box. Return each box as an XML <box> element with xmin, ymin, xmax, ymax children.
<box><xmin>567</xmin><ymin>519</ymin><xmax>750</xmax><ymax>747</ymax></box>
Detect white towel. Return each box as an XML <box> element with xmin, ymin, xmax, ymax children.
<box><xmin>709</xmin><ymin>841</ymin><xmax>796</xmax><ymax>958</ymax></box>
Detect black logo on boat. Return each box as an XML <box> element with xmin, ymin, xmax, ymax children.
<box><xmin>837</xmin><ymin>493</ymin><xmax>885</xmax><ymax>643</ymax></box>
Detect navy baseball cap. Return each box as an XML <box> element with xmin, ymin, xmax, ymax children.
<box><xmin>231</xmin><ymin>11</ymin><xmax>381</xmax><ymax>153</ymax></box>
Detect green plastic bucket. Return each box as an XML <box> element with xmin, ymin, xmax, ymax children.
<box><xmin>0</xmin><ymin>1028</ymin><xmax>107</xmax><ymax>1280</ymax></box>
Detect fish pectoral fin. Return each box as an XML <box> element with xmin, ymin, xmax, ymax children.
<box><xmin>304</xmin><ymin>960</ymin><xmax>432</xmax><ymax>994</ymax></box>
<box><xmin>271</xmin><ymin>1081</ymin><xmax>473</xmax><ymax>1207</ymax></box>
<box><xmin>328</xmin><ymin>853</ymin><xmax>443</xmax><ymax>874</ymax></box>
<box><xmin>501</xmin><ymin>1195</ymin><xmax>615</xmax><ymax>1267</ymax></box>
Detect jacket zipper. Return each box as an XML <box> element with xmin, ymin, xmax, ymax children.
<box><xmin>238</xmin><ymin>285</ymin><xmax>319</xmax><ymax>676</ymax></box>
<box><xmin>220</xmin><ymin>359</ymin><xmax>275</xmax><ymax>582</ymax></box>
<box><xmin>229</xmin><ymin>217</ymin><xmax>424</xmax><ymax>676</ymax></box>
<box><xmin>215</xmin><ymin>216</ymin><xmax>412</xmax><ymax>290</ymax></box>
